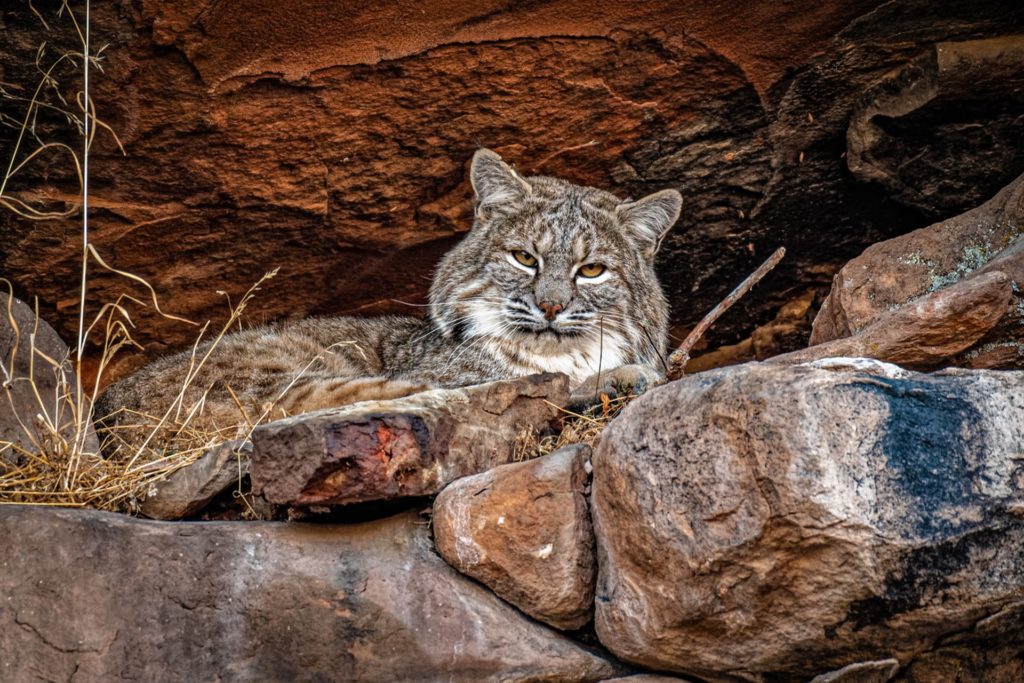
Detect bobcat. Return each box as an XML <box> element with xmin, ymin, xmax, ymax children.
<box><xmin>96</xmin><ymin>149</ymin><xmax>682</xmax><ymax>437</ymax></box>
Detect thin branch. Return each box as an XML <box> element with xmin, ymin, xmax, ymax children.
<box><xmin>666</xmin><ymin>247</ymin><xmax>786</xmax><ymax>381</ymax></box>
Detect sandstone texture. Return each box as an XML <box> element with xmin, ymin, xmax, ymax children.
<box><xmin>812</xmin><ymin>172</ymin><xmax>1024</xmax><ymax>367</ymax></box>
<box><xmin>433</xmin><ymin>444</ymin><xmax>595</xmax><ymax>631</ymax></box>
<box><xmin>591</xmin><ymin>361</ymin><xmax>1024</xmax><ymax>681</ymax></box>
<box><xmin>139</xmin><ymin>439</ymin><xmax>250</xmax><ymax>520</ymax></box>
<box><xmin>0</xmin><ymin>292</ymin><xmax>98</xmax><ymax>467</ymax></box>
<box><xmin>2</xmin><ymin>2</ymin><xmax>1023</xmax><ymax>386</ymax></box>
<box><xmin>894</xmin><ymin>601</ymin><xmax>1024</xmax><ymax>682</ymax></box>
<box><xmin>772</xmin><ymin>270</ymin><xmax>1013</xmax><ymax>368</ymax></box>
<box><xmin>250</xmin><ymin>373</ymin><xmax>569</xmax><ymax>506</ymax></box>
<box><xmin>0</xmin><ymin>506</ymin><xmax>623</xmax><ymax>682</ymax></box>
<box><xmin>810</xmin><ymin>660</ymin><xmax>900</xmax><ymax>683</ymax></box>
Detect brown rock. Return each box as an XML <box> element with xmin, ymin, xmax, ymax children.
<box><xmin>601</xmin><ymin>676</ymin><xmax>692</xmax><ymax>682</ymax></box>
<box><xmin>772</xmin><ymin>270</ymin><xmax>1012</xmax><ymax>368</ymax></box>
<box><xmin>812</xmin><ymin>172</ymin><xmax>1024</xmax><ymax>367</ymax></box>
<box><xmin>0</xmin><ymin>292</ymin><xmax>99</xmax><ymax>468</ymax></box>
<box><xmin>5</xmin><ymin>2</ymin><xmax>1023</xmax><ymax>385</ymax></box>
<box><xmin>811</xmin><ymin>660</ymin><xmax>899</xmax><ymax>683</ymax></box>
<box><xmin>0</xmin><ymin>505</ymin><xmax>624</xmax><ymax>682</ymax></box>
<box><xmin>895</xmin><ymin>601</ymin><xmax>1024</xmax><ymax>683</ymax></box>
<box><xmin>433</xmin><ymin>444</ymin><xmax>595</xmax><ymax>631</ymax></box>
<box><xmin>591</xmin><ymin>362</ymin><xmax>1024</xmax><ymax>680</ymax></box>
<box><xmin>250</xmin><ymin>373</ymin><xmax>570</xmax><ymax>506</ymax></box>
<box><xmin>139</xmin><ymin>439</ymin><xmax>250</xmax><ymax>519</ymax></box>
<box><xmin>847</xmin><ymin>36</ymin><xmax>1024</xmax><ymax>215</ymax></box>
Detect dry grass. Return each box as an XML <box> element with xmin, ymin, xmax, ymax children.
<box><xmin>0</xmin><ymin>414</ymin><xmax>235</xmax><ymax>513</ymax></box>
<box><xmin>0</xmin><ymin>2</ymin><xmax>268</xmax><ymax>514</ymax></box>
<box><xmin>0</xmin><ymin>272</ymin><xmax>277</xmax><ymax>513</ymax></box>
<box><xmin>513</xmin><ymin>392</ymin><xmax>638</xmax><ymax>461</ymax></box>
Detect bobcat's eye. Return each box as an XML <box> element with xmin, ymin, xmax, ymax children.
<box><xmin>577</xmin><ymin>263</ymin><xmax>606</xmax><ymax>278</ymax></box>
<box><xmin>512</xmin><ymin>250</ymin><xmax>538</xmax><ymax>268</ymax></box>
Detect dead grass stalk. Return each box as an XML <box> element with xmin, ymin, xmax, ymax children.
<box><xmin>0</xmin><ymin>4</ymin><xmax>279</xmax><ymax>512</ymax></box>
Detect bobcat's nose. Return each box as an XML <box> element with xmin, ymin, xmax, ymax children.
<box><xmin>538</xmin><ymin>300</ymin><xmax>564</xmax><ymax>321</ymax></box>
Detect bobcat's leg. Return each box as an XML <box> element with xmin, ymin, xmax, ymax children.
<box><xmin>271</xmin><ymin>375</ymin><xmax>432</xmax><ymax>418</ymax></box>
<box><xmin>568</xmin><ymin>364</ymin><xmax>663</xmax><ymax>409</ymax></box>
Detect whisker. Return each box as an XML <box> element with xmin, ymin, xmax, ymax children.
<box><xmin>587</xmin><ymin>314</ymin><xmax>669</xmax><ymax>371</ymax></box>
<box><xmin>389</xmin><ymin>296</ymin><xmax>507</xmax><ymax>309</ymax></box>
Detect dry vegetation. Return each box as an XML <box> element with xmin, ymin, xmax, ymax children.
<box><xmin>0</xmin><ymin>3</ymin><xmax>272</xmax><ymax>512</ymax></box>
<box><xmin>0</xmin><ymin>271</ymin><xmax>279</xmax><ymax>512</ymax></box>
<box><xmin>513</xmin><ymin>393</ymin><xmax>637</xmax><ymax>462</ymax></box>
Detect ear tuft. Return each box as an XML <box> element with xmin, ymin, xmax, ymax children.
<box><xmin>615</xmin><ymin>189</ymin><xmax>682</xmax><ymax>258</ymax></box>
<box><xmin>470</xmin><ymin>149</ymin><xmax>531</xmax><ymax>215</ymax></box>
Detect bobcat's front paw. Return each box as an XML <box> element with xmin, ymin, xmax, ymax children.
<box><xmin>568</xmin><ymin>364</ymin><xmax>663</xmax><ymax>409</ymax></box>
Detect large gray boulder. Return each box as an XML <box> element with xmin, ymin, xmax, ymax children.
<box><xmin>591</xmin><ymin>360</ymin><xmax>1024</xmax><ymax>681</ymax></box>
<box><xmin>0</xmin><ymin>506</ymin><xmax>623</xmax><ymax>682</ymax></box>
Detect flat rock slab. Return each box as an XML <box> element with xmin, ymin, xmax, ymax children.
<box><xmin>433</xmin><ymin>444</ymin><xmax>595</xmax><ymax>630</ymax></box>
<box><xmin>591</xmin><ymin>361</ymin><xmax>1024</xmax><ymax>681</ymax></box>
<box><xmin>250</xmin><ymin>373</ymin><xmax>569</xmax><ymax>506</ymax></box>
<box><xmin>771</xmin><ymin>270</ymin><xmax>1012</xmax><ymax>368</ymax></box>
<box><xmin>0</xmin><ymin>505</ymin><xmax>622</xmax><ymax>682</ymax></box>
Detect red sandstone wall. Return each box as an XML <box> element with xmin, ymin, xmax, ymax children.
<box><xmin>1</xmin><ymin>1</ymin><xmax>1021</xmax><ymax>383</ymax></box>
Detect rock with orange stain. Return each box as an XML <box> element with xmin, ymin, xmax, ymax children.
<box><xmin>249</xmin><ymin>373</ymin><xmax>569</xmax><ymax>506</ymax></box>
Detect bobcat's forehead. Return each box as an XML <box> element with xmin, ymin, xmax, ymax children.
<box><xmin>501</xmin><ymin>187</ymin><xmax>626</xmax><ymax>261</ymax></box>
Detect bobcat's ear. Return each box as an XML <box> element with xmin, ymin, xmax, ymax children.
<box><xmin>470</xmin><ymin>148</ymin><xmax>531</xmax><ymax>217</ymax></box>
<box><xmin>615</xmin><ymin>189</ymin><xmax>682</xmax><ymax>259</ymax></box>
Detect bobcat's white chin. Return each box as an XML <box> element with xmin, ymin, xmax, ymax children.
<box><xmin>518</xmin><ymin>345</ymin><xmax>627</xmax><ymax>385</ymax></box>
<box><xmin>461</xmin><ymin>289</ymin><xmax>632</xmax><ymax>385</ymax></box>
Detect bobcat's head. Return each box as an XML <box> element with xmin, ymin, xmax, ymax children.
<box><xmin>429</xmin><ymin>149</ymin><xmax>681</xmax><ymax>382</ymax></box>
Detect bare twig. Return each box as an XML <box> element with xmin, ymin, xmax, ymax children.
<box><xmin>666</xmin><ymin>247</ymin><xmax>786</xmax><ymax>381</ymax></box>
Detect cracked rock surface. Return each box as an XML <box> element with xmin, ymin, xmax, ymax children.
<box><xmin>0</xmin><ymin>506</ymin><xmax>623</xmax><ymax>682</ymax></box>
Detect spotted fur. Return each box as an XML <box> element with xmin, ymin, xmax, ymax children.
<box><xmin>96</xmin><ymin>149</ymin><xmax>682</xmax><ymax>435</ymax></box>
